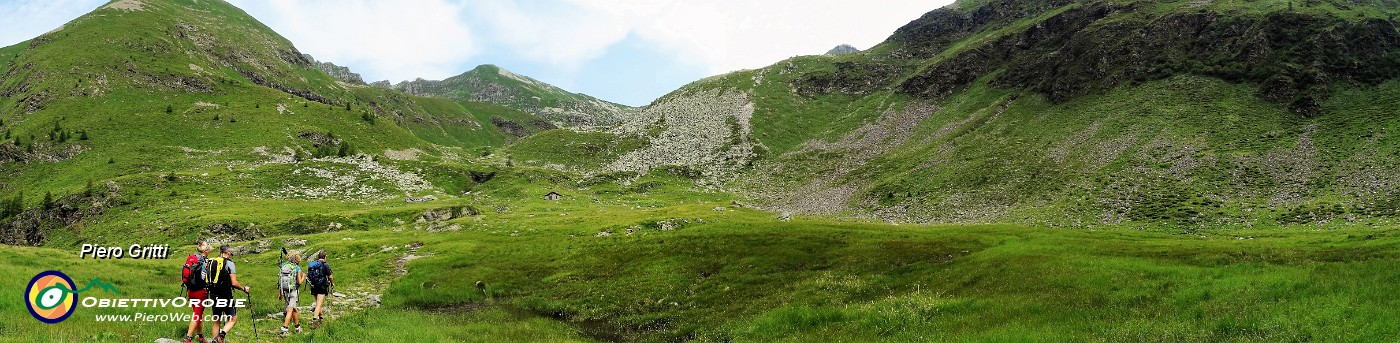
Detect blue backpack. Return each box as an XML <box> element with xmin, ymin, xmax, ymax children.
<box><xmin>308</xmin><ymin>260</ymin><xmax>329</xmax><ymax>287</ymax></box>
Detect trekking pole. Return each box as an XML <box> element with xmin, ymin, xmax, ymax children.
<box><xmin>327</xmin><ymin>282</ymin><xmax>334</xmax><ymax>321</ymax></box>
<box><xmin>246</xmin><ymin>289</ymin><xmax>257</xmax><ymax>343</ymax></box>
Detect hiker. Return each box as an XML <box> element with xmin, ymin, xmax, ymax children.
<box><xmin>279</xmin><ymin>250</ymin><xmax>305</xmax><ymax>336</ymax></box>
<box><xmin>308</xmin><ymin>250</ymin><xmax>334</xmax><ymax>321</ymax></box>
<box><xmin>182</xmin><ymin>241</ymin><xmax>212</xmax><ymax>343</ymax></box>
<box><xmin>206</xmin><ymin>244</ymin><xmax>250</xmax><ymax>343</ymax></box>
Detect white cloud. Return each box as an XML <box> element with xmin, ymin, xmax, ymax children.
<box><xmin>471</xmin><ymin>0</ymin><xmax>633</xmax><ymax>70</ymax></box>
<box><xmin>1</xmin><ymin>0</ymin><xmax>957</xmax><ymax>84</ymax></box>
<box><xmin>0</xmin><ymin>0</ymin><xmax>105</xmax><ymax>47</ymax></box>
<box><xmin>477</xmin><ymin>0</ymin><xmax>953</xmax><ymax>75</ymax></box>
<box><xmin>227</xmin><ymin>0</ymin><xmax>477</xmax><ymax>82</ymax></box>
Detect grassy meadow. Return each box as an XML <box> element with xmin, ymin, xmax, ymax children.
<box><xmin>3</xmin><ymin>173</ymin><xmax>1400</xmax><ymax>342</ymax></box>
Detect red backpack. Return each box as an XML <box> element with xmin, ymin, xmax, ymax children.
<box><xmin>182</xmin><ymin>254</ymin><xmax>207</xmax><ymax>291</ymax></box>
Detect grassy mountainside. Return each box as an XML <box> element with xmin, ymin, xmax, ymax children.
<box><xmin>506</xmin><ymin>0</ymin><xmax>1400</xmax><ymax>228</ymax></box>
<box><xmin>0</xmin><ymin>0</ymin><xmax>548</xmax><ymax>245</ymax></box>
<box><xmin>390</xmin><ymin>64</ymin><xmax>634</xmax><ymax>127</ymax></box>
<box><xmin>6</xmin><ymin>0</ymin><xmax>1400</xmax><ymax>342</ymax></box>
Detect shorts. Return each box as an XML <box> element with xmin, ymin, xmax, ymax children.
<box><xmin>211</xmin><ymin>296</ymin><xmax>237</xmax><ymax>318</ymax></box>
<box><xmin>311</xmin><ymin>285</ymin><xmax>329</xmax><ymax>296</ymax></box>
<box><xmin>284</xmin><ymin>290</ymin><xmax>299</xmax><ymax>309</ymax></box>
<box><xmin>188</xmin><ymin>290</ymin><xmax>208</xmax><ymax>317</ymax></box>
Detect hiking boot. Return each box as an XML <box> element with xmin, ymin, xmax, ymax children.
<box><xmin>216</xmin><ymin>330</ymin><xmax>227</xmax><ymax>343</ymax></box>
<box><xmin>195</xmin><ymin>333</ymin><xmax>207</xmax><ymax>343</ymax></box>
<box><xmin>280</xmin><ymin>326</ymin><xmax>289</xmax><ymax>336</ymax></box>
<box><xmin>183</xmin><ymin>336</ymin><xmax>193</xmax><ymax>343</ymax></box>
<box><xmin>295</xmin><ymin>325</ymin><xmax>303</xmax><ymax>334</ymax></box>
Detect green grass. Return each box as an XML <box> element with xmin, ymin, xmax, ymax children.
<box><xmin>8</xmin><ymin>0</ymin><xmax>1400</xmax><ymax>342</ymax></box>
<box><xmin>507</xmin><ymin>130</ymin><xmax>648</xmax><ymax>170</ymax></box>
<box><xmin>293</xmin><ymin>308</ymin><xmax>588</xmax><ymax>343</ymax></box>
<box><xmin>6</xmin><ymin>202</ymin><xmax>1400</xmax><ymax>342</ymax></box>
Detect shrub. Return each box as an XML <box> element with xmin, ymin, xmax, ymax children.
<box><xmin>337</xmin><ymin>141</ymin><xmax>353</xmax><ymax>157</ymax></box>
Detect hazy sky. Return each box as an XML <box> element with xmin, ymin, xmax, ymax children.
<box><xmin>0</xmin><ymin>0</ymin><xmax>953</xmax><ymax>106</ymax></box>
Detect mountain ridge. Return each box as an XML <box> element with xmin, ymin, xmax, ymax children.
<box><xmin>7</xmin><ymin>1</ymin><xmax>1400</xmax><ymax>341</ymax></box>
<box><xmin>509</xmin><ymin>0</ymin><xmax>1400</xmax><ymax>227</ymax></box>
<box><xmin>383</xmin><ymin>64</ymin><xmax>634</xmax><ymax>127</ymax></box>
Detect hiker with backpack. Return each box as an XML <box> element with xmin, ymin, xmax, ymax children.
<box><xmin>278</xmin><ymin>249</ymin><xmax>305</xmax><ymax>336</ymax></box>
<box><xmin>206</xmin><ymin>244</ymin><xmax>250</xmax><ymax>343</ymax></box>
<box><xmin>182</xmin><ymin>241</ymin><xmax>212</xmax><ymax>343</ymax></box>
<box><xmin>308</xmin><ymin>250</ymin><xmax>334</xmax><ymax>321</ymax></box>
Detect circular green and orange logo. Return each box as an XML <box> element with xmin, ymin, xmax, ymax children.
<box><xmin>26</xmin><ymin>270</ymin><xmax>77</xmax><ymax>324</ymax></box>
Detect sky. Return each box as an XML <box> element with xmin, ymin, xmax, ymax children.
<box><xmin>0</xmin><ymin>0</ymin><xmax>954</xmax><ymax>106</ymax></box>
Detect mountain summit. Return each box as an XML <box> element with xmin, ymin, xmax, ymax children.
<box><xmin>825</xmin><ymin>44</ymin><xmax>860</xmax><ymax>55</ymax></box>
<box><xmin>384</xmin><ymin>64</ymin><xmax>632</xmax><ymax>127</ymax></box>
<box><xmin>0</xmin><ymin>0</ymin><xmax>544</xmax><ymax>223</ymax></box>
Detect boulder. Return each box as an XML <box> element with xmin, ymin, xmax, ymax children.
<box><xmin>405</xmin><ymin>195</ymin><xmax>437</xmax><ymax>203</ymax></box>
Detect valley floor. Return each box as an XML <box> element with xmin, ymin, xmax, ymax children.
<box><xmin>3</xmin><ymin>202</ymin><xmax>1399</xmax><ymax>342</ymax></box>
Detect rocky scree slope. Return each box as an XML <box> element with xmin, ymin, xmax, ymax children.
<box><xmin>591</xmin><ymin>0</ymin><xmax>1400</xmax><ymax>227</ymax></box>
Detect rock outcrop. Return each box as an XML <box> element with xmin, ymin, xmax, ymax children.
<box><xmin>893</xmin><ymin>0</ymin><xmax>1400</xmax><ymax>115</ymax></box>
<box><xmin>824</xmin><ymin>44</ymin><xmax>860</xmax><ymax>56</ymax></box>
<box><xmin>303</xmin><ymin>54</ymin><xmax>365</xmax><ymax>84</ymax></box>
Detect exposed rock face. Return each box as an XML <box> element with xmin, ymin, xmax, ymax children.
<box><xmin>824</xmin><ymin>44</ymin><xmax>860</xmax><ymax>56</ymax></box>
<box><xmin>893</xmin><ymin>0</ymin><xmax>1400</xmax><ymax>115</ymax></box>
<box><xmin>0</xmin><ymin>141</ymin><xmax>86</xmax><ymax>164</ymax></box>
<box><xmin>1</xmin><ymin>182</ymin><xmax>125</xmax><ymax>246</ymax></box>
<box><xmin>887</xmin><ymin>0</ymin><xmax>1076</xmax><ymax>59</ymax></box>
<box><xmin>794</xmin><ymin>60</ymin><xmax>903</xmax><ymax>96</ymax></box>
<box><xmin>303</xmin><ymin>54</ymin><xmax>365</xmax><ymax>84</ymax></box>
<box><xmin>490</xmin><ymin>116</ymin><xmax>531</xmax><ymax>138</ymax></box>
<box><xmin>393</xmin><ymin>64</ymin><xmax>633</xmax><ymax>127</ymax></box>
<box><xmin>415</xmin><ymin>206</ymin><xmax>478</xmax><ymax>223</ymax></box>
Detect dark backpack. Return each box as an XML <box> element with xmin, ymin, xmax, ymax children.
<box><xmin>308</xmin><ymin>260</ymin><xmax>328</xmax><ymax>288</ymax></box>
<box><xmin>204</xmin><ymin>257</ymin><xmax>232</xmax><ymax>294</ymax></box>
<box><xmin>182</xmin><ymin>254</ymin><xmax>207</xmax><ymax>291</ymax></box>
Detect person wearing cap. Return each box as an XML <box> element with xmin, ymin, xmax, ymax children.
<box><xmin>207</xmin><ymin>244</ymin><xmax>249</xmax><ymax>343</ymax></box>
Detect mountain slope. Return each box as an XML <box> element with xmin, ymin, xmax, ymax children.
<box><xmin>511</xmin><ymin>0</ymin><xmax>1400</xmax><ymax>227</ymax></box>
<box><xmin>387</xmin><ymin>64</ymin><xmax>634</xmax><ymax>127</ymax></box>
<box><xmin>0</xmin><ymin>0</ymin><xmax>538</xmax><ymax>244</ymax></box>
<box><xmin>8</xmin><ymin>1</ymin><xmax>1400</xmax><ymax>342</ymax></box>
